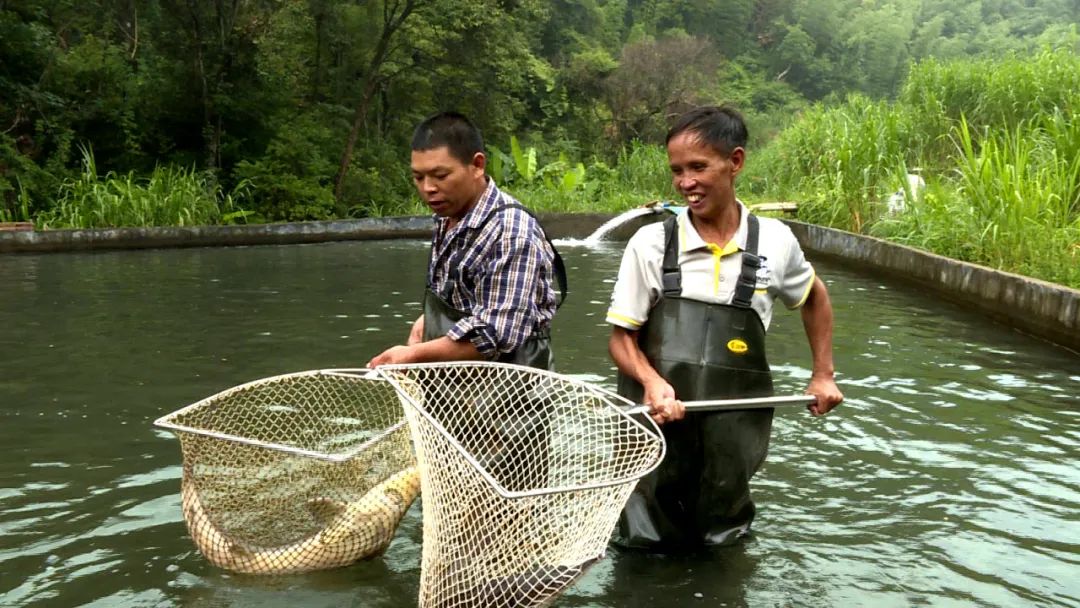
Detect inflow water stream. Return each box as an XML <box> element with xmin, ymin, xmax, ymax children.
<box><xmin>1</xmin><ymin>237</ymin><xmax>1077</xmax><ymax>607</ymax></box>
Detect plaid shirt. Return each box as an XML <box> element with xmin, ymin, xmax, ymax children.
<box><xmin>428</xmin><ymin>178</ymin><xmax>557</xmax><ymax>358</ymax></box>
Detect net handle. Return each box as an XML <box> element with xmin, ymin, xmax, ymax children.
<box><xmin>625</xmin><ymin>394</ymin><xmax>815</xmax><ymax>416</ymax></box>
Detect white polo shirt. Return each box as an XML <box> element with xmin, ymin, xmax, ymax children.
<box><xmin>606</xmin><ymin>203</ymin><xmax>815</xmax><ymax>332</ymax></box>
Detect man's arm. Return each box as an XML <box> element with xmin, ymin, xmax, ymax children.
<box><xmin>800</xmin><ymin>276</ymin><xmax>844</xmax><ymax>416</ymax></box>
<box><xmin>609</xmin><ymin>326</ymin><xmax>684</xmax><ymax>424</ymax></box>
<box><xmin>455</xmin><ymin>215</ymin><xmax>552</xmax><ymax>357</ymax></box>
<box><xmin>368</xmin><ymin>335</ymin><xmax>482</xmax><ymax>367</ymax></box>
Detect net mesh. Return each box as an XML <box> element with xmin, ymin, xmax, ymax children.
<box><xmin>155</xmin><ymin>370</ymin><xmax>418</xmax><ymax>575</ymax></box>
<box><xmin>379</xmin><ymin>362</ymin><xmax>664</xmax><ymax>608</ymax></box>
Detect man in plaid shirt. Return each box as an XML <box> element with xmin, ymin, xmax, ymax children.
<box><xmin>368</xmin><ymin>112</ymin><xmax>560</xmax><ymax>369</ymax></box>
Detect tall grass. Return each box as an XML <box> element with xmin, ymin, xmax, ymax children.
<box><xmin>753</xmin><ymin>49</ymin><xmax>1080</xmax><ymax>288</ymax></box>
<box><xmin>0</xmin><ymin>181</ymin><xmax>33</xmax><ymax>223</ymax></box>
<box><xmin>900</xmin><ymin>50</ymin><xmax>1080</xmax><ymax>162</ymax></box>
<box><xmin>750</xmin><ymin>95</ymin><xmax>925</xmax><ymax>232</ymax></box>
<box><xmin>873</xmin><ymin>114</ymin><xmax>1080</xmax><ymax>286</ymax></box>
<box><xmin>37</xmin><ymin>147</ymin><xmax>250</xmax><ymax>229</ymax></box>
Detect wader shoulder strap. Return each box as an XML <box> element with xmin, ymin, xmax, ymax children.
<box><xmin>426</xmin><ymin>219</ymin><xmax>439</xmax><ymax>290</ymax></box>
<box><xmin>731</xmin><ymin>214</ymin><xmax>761</xmax><ymax>309</ymax></box>
<box><xmin>446</xmin><ymin>203</ymin><xmax>569</xmax><ymax>309</ymax></box>
<box><xmin>660</xmin><ymin>215</ymin><xmax>682</xmax><ymax>296</ymax></box>
<box><xmin>661</xmin><ymin>213</ymin><xmax>760</xmax><ymax>306</ymax></box>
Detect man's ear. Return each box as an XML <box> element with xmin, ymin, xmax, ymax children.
<box><xmin>471</xmin><ymin>152</ymin><xmax>487</xmax><ymax>174</ymax></box>
<box><xmin>729</xmin><ymin>147</ymin><xmax>746</xmax><ymax>176</ymax></box>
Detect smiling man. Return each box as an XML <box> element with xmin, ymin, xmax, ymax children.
<box><xmin>606</xmin><ymin>105</ymin><xmax>844</xmax><ymax>550</ymax></box>
<box><xmin>368</xmin><ymin>112</ymin><xmax>560</xmax><ymax>369</ymax></box>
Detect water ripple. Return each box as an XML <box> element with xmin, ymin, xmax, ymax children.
<box><xmin>1</xmin><ymin>244</ymin><xmax>1077</xmax><ymax>608</ymax></box>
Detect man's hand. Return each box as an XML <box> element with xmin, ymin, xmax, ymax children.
<box><xmin>367</xmin><ymin>345</ymin><xmax>417</xmax><ymax>368</ymax></box>
<box><xmin>609</xmin><ymin>327</ymin><xmax>684</xmax><ymax>425</ymax></box>
<box><xmin>643</xmin><ymin>378</ymin><xmax>684</xmax><ymax>425</ymax></box>
<box><xmin>805</xmin><ymin>373</ymin><xmax>843</xmax><ymax>416</ymax></box>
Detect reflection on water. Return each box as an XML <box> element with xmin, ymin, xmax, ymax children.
<box><xmin>1</xmin><ymin>240</ymin><xmax>1078</xmax><ymax>607</ymax></box>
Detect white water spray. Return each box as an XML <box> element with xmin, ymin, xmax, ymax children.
<box><xmin>554</xmin><ymin>205</ymin><xmax>680</xmax><ymax>248</ymax></box>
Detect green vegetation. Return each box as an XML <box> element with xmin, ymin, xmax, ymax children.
<box><xmin>755</xmin><ymin>50</ymin><xmax>1080</xmax><ymax>287</ymax></box>
<box><xmin>489</xmin><ymin>140</ymin><xmax>671</xmax><ymax>212</ymax></box>
<box><xmin>2</xmin><ymin>1</ymin><xmax>1078</xmax><ymax>286</ymax></box>
<box><xmin>36</xmin><ymin>147</ymin><xmax>250</xmax><ymax>229</ymax></box>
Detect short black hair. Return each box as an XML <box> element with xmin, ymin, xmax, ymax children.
<box><xmin>411</xmin><ymin>111</ymin><xmax>484</xmax><ymax>165</ymax></box>
<box><xmin>666</xmin><ymin>105</ymin><xmax>748</xmax><ymax>157</ymax></box>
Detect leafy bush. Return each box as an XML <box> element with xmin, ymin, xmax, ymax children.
<box><xmin>233</xmin><ymin>157</ymin><xmax>334</xmax><ymax>222</ymax></box>
<box><xmin>231</xmin><ymin>108</ymin><xmax>345</xmax><ymax>221</ymax></box>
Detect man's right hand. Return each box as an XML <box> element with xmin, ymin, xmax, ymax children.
<box><xmin>643</xmin><ymin>378</ymin><xmax>684</xmax><ymax>425</ymax></box>
<box><xmin>805</xmin><ymin>373</ymin><xmax>844</xmax><ymax>416</ymax></box>
<box><xmin>367</xmin><ymin>345</ymin><xmax>417</xmax><ymax>368</ymax></box>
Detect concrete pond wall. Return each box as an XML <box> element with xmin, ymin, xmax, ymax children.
<box><xmin>784</xmin><ymin>221</ymin><xmax>1079</xmax><ymax>354</ymax></box>
<box><xmin>2</xmin><ymin>214</ymin><xmax>1077</xmax><ymax>353</ymax></box>
<box><xmin>0</xmin><ymin>214</ymin><xmax>631</xmax><ymax>253</ymax></box>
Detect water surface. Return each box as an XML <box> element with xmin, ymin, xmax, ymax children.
<box><xmin>1</xmin><ymin>240</ymin><xmax>1077</xmax><ymax>607</ymax></box>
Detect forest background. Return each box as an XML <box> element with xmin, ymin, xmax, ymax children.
<box><xmin>2</xmin><ymin>0</ymin><xmax>1078</xmax><ymax>286</ymax></box>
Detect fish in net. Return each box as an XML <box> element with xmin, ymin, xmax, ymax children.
<box><xmin>155</xmin><ymin>369</ymin><xmax>419</xmax><ymax>575</ymax></box>
<box><xmin>377</xmin><ymin>361</ymin><xmax>665</xmax><ymax>608</ymax></box>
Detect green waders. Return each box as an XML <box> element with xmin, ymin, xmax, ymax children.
<box><xmin>422</xmin><ymin>288</ymin><xmax>552</xmax><ymax>370</ymax></box>
<box><xmin>420</xmin><ymin>203</ymin><xmax>564</xmax><ymax>490</ymax></box>
<box><xmin>615</xmin><ymin>213</ymin><xmax>774</xmax><ymax>549</ymax></box>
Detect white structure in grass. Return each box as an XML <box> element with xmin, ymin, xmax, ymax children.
<box><xmin>886</xmin><ymin>170</ymin><xmax>926</xmax><ymax>215</ymax></box>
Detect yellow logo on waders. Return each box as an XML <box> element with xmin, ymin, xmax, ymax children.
<box><xmin>727</xmin><ymin>339</ymin><xmax>749</xmax><ymax>354</ymax></box>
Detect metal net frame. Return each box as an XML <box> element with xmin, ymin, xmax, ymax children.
<box><xmin>154</xmin><ymin>369</ymin><xmax>418</xmax><ymax>575</ymax></box>
<box><xmin>378</xmin><ymin>361</ymin><xmax>665</xmax><ymax>608</ymax></box>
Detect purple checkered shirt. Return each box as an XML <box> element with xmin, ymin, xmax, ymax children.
<box><xmin>428</xmin><ymin>178</ymin><xmax>557</xmax><ymax>358</ymax></box>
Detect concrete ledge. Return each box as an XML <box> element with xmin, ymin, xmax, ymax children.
<box><xmin>785</xmin><ymin>220</ymin><xmax>1080</xmax><ymax>353</ymax></box>
<box><xmin>0</xmin><ymin>213</ymin><xmax>624</xmax><ymax>254</ymax></box>
<box><xmin>0</xmin><ymin>217</ymin><xmax>434</xmax><ymax>253</ymax></box>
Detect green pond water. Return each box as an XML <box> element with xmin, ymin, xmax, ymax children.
<box><xmin>1</xmin><ymin>238</ymin><xmax>1077</xmax><ymax>607</ymax></box>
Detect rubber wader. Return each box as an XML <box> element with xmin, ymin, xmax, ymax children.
<box><xmin>422</xmin><ymin>288</ymin><xmax>552</xmax><ymax>369</ymax></box>
<box><xmin>421</xmin><ymin>201</ymin><xmax>566</xmax><ymax>370</ymax></box>
<box><xmin>615</xmin><ymin>213</ymin><xmax>774</xmax><ymax>549</ymax></box>
<box><xmin>421</xmin><ymin>203</ymin><xmax>565</xmax><ymax>487</ymax></box>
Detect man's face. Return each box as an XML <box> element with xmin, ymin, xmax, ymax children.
<box><xmin>667</xmin><ymin>131</ymin><xmax>744</xmax><ymax>221</ymax></box>
<box><xmin>411</xmin><ymin>146</ymin><xmax>486</xmax><ymax>221</ymax></box>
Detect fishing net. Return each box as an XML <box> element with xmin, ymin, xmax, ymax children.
<box><xmin>378</xmin><ymin>361</ymin><xmax>665</xmax><ymax>608</ymax></box>
<box><xmin>154</xmin><ymin>369</ymin><xmax>418</xmax><ymax>575</ymax></box>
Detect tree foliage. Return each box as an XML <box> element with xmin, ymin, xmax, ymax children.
<box><xmin>1</xmin><ymin>0</ymin><xmax>1077</xmax><ymax>222</ymax></box>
